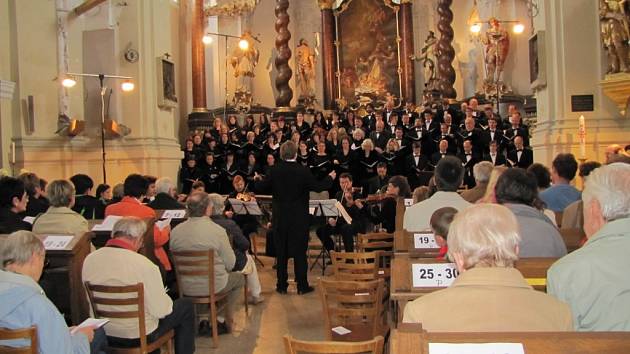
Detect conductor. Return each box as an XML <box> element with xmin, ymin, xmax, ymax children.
<box><xmin>255</xmin><ymin>141</ymin><xmax>336</xmax><ymax>294</ymax></box>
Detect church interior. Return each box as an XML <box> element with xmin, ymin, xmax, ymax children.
<box><xmin>1</xmin><ymin>0</ymin><xmax>630</xmax><ymax>353</ymax></box>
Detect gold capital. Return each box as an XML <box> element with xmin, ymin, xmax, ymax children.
<box><xmin>399</xmin><ymin>0</ymin><xmax>413</xmax><ymax>4</ymax></box>
<box><xmin>318</xmin><ymin>0</ymin><xmax>335</xmax><ymax>10</ymax></box>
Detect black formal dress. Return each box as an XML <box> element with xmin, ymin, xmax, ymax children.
<box><xmin>0</xmin><ymin>207</ymin><xmax>32</xmax><ymax>233</ymax></box>
<box><xmin>255</xmin><ymin>160</ymin><xmax>333</xmax><ymax>292</ymax></box>
<box><xmin>148</xmin><ymin>193</ymin><xmax>185</xmax><ymax>210</ymax></box>
<box><xmin>72</xmin><ymin>195</ymin><xmax>101</xmax><ymax>220</ymax></box>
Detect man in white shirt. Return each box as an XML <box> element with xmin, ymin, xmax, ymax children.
<box><xmin>403</xmin><ymin>156</ymin><xmax>471</xmax><ymax>231</ymax></box>
<box><xmin>82</xmin><ymin>217</ymin><xmax>195</xmax><ymax>354</ymax></box>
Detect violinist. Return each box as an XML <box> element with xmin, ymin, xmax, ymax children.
<box><xmin>315</xmin><ymin>173</ymin><xmax>367</xmax><ymax>253</ymax></box>
<box><xmin>227</xmin><ymin>175</ymin><xmax>259</xmax><ymax>248</ymax></box>
<box><xmin>365</xmin><ymin>162</ymin><xmax>389</xmax><ymax>196</ymax></box>
<box><xmin>367</xmin><ymin>175</ymin><xmax>411</xmax><ymax>233</ymax></box>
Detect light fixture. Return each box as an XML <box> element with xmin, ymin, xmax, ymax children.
<box><xmin>238</xmin><ymin>38</ymin><xmax>249</xmax><ymax>51</ymax></box>
<box><xmin>62</xmin><ymin>77</ymin><xmax>77</xmax><ymax>88</ymax></box>
<box><xmin>513</xmin><ymin>23</ymin><xmax>525</xmax><ymax>34</ymax></box>
<box><xmin>121</xmin><ymin>80</ymin><xmax>135</xmax><ymax>92</ymax></box>
<box><xmin>202</xmin><ymin>34</ymin><xmax>213</xmax><ymax>45</ymax></box>
<box><xmin>470</xmin><ymin>23</ymin><xmax>482</xmax><ymax>34</ymax></box>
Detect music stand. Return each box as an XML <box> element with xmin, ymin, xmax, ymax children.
<box><xmin>229</xmin><ymin>198</ymin><xmax>264</xmax><ymax>266</ymax></box>
<box><xmin>308</xmin><ymin>199</ymin><xmax>339</xmax><ymax>274</ymax></box>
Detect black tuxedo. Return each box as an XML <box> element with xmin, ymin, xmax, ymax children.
<box><xmin>406</xmin><ymin>154</ymin><xmax>431</xmax><ymax>188</ymax></box>
<box><xmin>457</xmin><ymin>152</ymin><xmax>481</xmax><ymax>188</ymax></box>
<box><xmin>481</xmin><ymin>129</ymin><xmax>507</xmax><ymax>154</ymax></box>
<box><xmin>369</xmin><ymin>130</ymin><xmax>391</xmax><ymax>150</ymax></box>
<box><xmin>483</xmin><ymin>152</ymin><xmax>508</xmax><ymax>167</ymax></box>
<box><xmin>424</xmin><ymin>119</ymin><xmax>440</xmax><ymax>136</ymax></box>
<box><xmin>362</xmin><ymin>115</ymin><xmax>377</xmax><ymax>132</ymax></box>
<box><xmin>433</xmin><ymin>133</ymin><xmax>458</xmax><ymax>155</ymax></box>
<box><xmin>148</xmin><ymin>193</ymin><xmax>185</xmax><ymax>210</ymax></box>
<box><xmin>457</xmin><ymin>128</ymin><xmax>483</xmax><ymax>156</ymax></box>
<box><xmin>504</xmin><ymin>126</ymin><xmax>530</xmax><ymax>147</ymax></box>
<box><xmin>430</xmin><ymin>150</ymin><xmax>452</xmax><ymax>167</ymax></box>
<box><xmin>507</xmin><ymin>148</ymin><xmax>534</xmax><ymax>168</ymax></box>
<box><xmin>255</xmin><ymin>160</ymin><xmax>333</xmax><ymax>291</ymax></box>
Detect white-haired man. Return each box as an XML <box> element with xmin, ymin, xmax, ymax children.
<box><xmin>460</xmin><ymin>161</ymin><xmax>493</xmax><ymax>203</ymax></box>
<box><xmin>403</xmin><ymin>204</ymin><xmax>573</xmax><ymax>331</ymax></box>
<box><xmin>82</xmin><ymin>217</ymin><xmax>195</xmax><ymax>353</ymax></box>
<box><xmin>548</xmin><ymin>163</ymin><xmax>630</xmax><ymax>331</ymax></box>
<box><xmin>148</xmin><ymin>177</ymin><xmax>185</xmax><ymax>210</ymax></box>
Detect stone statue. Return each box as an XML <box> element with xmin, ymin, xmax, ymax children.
<box><xmin>418</xmin><ymin>31</ymin><xmax>438</xmax><ymax>90</ymax></box>
<box><xmin>481</xmin><ymin>18</ymin><xmax>510</xmax><ymax>85</ymax></box>
<box><xmin>230</xmin><ymin>31</ymin><xmax>260</xmax><ymax>79</ymax></box>
<box><xmin>295</xmin><ymin>38</ymin><xmax>317</xmax><ymax>99</ymax></box>
<box><xmin>599</xmin><ymin>0</ymin><xmax>630</xmax><ymax>74</ymax></box>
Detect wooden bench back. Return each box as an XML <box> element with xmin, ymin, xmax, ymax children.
<box><xmin>171</xmin><ymin>249</ymin><xmax>216</xmax><ymax>298</ymax></box>
<box><xmin>0</xmin><ymin>327</ymin><xmax>38</xmax><ymax>354</ymax></box>
<box><xmin>390</xmin><ymin>324</ymin><xmax>630</xmax><ymax>354</ymax></box>
<box><xmin>284</xmin><ymin>335</ymin><xmax>384</xmax><ymax>354</ymax></box>
<box><xmin>331</xmin><ymin>251</ymin><xmax>380</xmax><ymax>281</ymax></box>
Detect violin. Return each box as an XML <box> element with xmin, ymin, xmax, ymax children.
<box><xmin>356</xmin><ymin>193</ymin><xmax>397</xmax><ymax>205</ymax></box>
<box><xmin>236</xmin><ymin>192</ymin><xmax>255</xmax><ymax>202</ymax></box>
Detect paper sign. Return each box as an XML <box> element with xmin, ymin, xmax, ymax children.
<box><xmin>412</xmin><ymin>263</ymin><xmax>459</xmax><ymax>288</ymax></box>
<box><xmin>414</xmin><ymin>233</ymin><xmax>440</xmax><ymax>249</ymax></box>
<box><xmin>331</xmin><ymin>326</ymin><xmax>352</xmax><ymax>335</ymax></box>
<box><xmin>91</xmin><ymin>215</ymin><xmax>123</xmax><ymax>231</ymax></box>
<box><xmin>404</xmin><ymin>198</ymin><xmax>413</xmax><ymax>207</ymax></box>
<box><xmin>43</xmin><ymin>235</ymin><xmax>74</xmax><ymax>250</ymax></box>
<box><xmin>161</xmin><ymin>210</ymin><xmax>186</xmax><ymax>219</ymax></box>
<box><xmin>71</xmin><ymin>318</ymin><xmax>110</xmax><ymax>334</ymax></box>
<box><xmin>429</xmin><ymin>343</ymin><xmax>524</xmax><ymax>354</ymax></box>
<box><xmin>23</xmin><ymin>216</ymin><xmax>35</xmax><ymax>224</ymax></box>
<box><xmin>309</xmin><ymin>207</ymin><xmax>316</xmax><ymax>215</ymax></box>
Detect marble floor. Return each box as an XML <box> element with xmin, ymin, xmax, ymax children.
<box><xmin>194</xmin><ymin>255</ymin><xmax>332</xmax><ymax>353</ymax></box>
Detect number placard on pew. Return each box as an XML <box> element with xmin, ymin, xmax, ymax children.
<box><xmin>411</xmin><ymin>263</ymin><xmax>459</xmax><ymax>288</ymax></box>
<box><xmin>413</xmin><ymin>233</ymin><xmax>440</xmax><ymax>249</ymax></box>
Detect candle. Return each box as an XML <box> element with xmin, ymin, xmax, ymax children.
<box><xmin>11</xmin><ymin>142</ymin><xmax>15</xmax><ymax>164</ymax></box>
<box><xmin>578</xmin><ymin>115</ymin><xmax>586</xmax><ymax>159</ymax></box>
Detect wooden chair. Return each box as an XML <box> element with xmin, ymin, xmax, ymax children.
<box><xmin>171</xmin><ymin>249</ymin><xmax>247</xmax><ymax>348</ymax></box>
<box><xmin>357</xmin><ymin>232</ymin><xmax>394</xmax><ymax>279</ymax></box>
<box><xmin>84</xmin><ymin>282</ymin><xmax>174</xmax><ymax>354</ymax></box>
<box><xmin>283</xmin><ymin>335</ymin><xmax>384</xmax><ymax>354</ymax></box>
<box><xmin>554</xmin><ymin>211</ymin><xmax>563</xmax><ymax>228</ymax></box>
<box><xmin>559</xmin><ymin>228</ymin><xmax>585</xmax><ymax>253</ymax></box>
<box><xmin>330</xmin><ymin>251</ymin><xmax>380</xmax><ymax>281</ymax></box>
<box><xmin>319</xmin><ymin>278</ymin><xmax>389</xmax><ymax>342</ymax></box>
<box><xmin>0</xmin><ymin>327</ymin><xmax>38</xmax><ymax>354</ymax></box>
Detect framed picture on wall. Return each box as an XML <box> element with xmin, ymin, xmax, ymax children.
<box><xmin>157</xmin><ymin>56</ymin><xmax>177</xmax><ymax>109</ymax></box>
<box><xmin>529</xmin><ymin>31</ymin><xmax>546</xmax><ymax>91</ymax></box>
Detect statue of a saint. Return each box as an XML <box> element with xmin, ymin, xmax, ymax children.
<box><xmin>481</xmin><ymin>18</ymin><xmax>510</xmax><ymax>85</ymax></box>
<box><xmin>599</xmin><ymin>0</ymin><xmax>630</xmax><ymax>74</ymax></box>
<box><xmin>230</xmin><ymin>31</ymin><xmax>260</xmax><ymax>79</ymax></box>
<box><xmin>418</xmin><ymin>31</ymin><xmax>438</xmax><ymax>90</ymax></box>
<box><xmin>295</xmin><ymin>39</ymin><xmax>317</xmax><ymax>99</ymax></box>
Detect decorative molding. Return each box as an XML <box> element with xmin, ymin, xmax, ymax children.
<box><xmin>600</xmin><ymin>73</ymin><xmax>630</xmax><ymax>118</ymax></box>
<box><xmin>0</xmin><ymin>80</ymin><xmax>16</xmax><ymax>100</ymax></box>
<box><xmin>204</xmin><ymin>0</ymin><xmax>260</xmax><ymax>17</ymax></box>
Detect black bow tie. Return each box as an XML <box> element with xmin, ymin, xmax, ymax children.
<box><xmin>517</xmin><ymin>149</ymin><xmax>523</xmax><ymax>152</ymax></box>
<box><xmin>466</xmin><ymin>153</ymin><xmax>471</xmax><ymax>156</ymax></box>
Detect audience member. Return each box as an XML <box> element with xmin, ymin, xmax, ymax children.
<box><xmin>148</xmin><ymin>177</ymin><xmax>185</xmax><ymax>210</ymax></box>
<box><xmin>82</xmin><ymin>217</ymin><xmax>194</xmax><ymax>353</ymax></box>
<box><xmin>460</xmin><ymin>161</ymin><xmax>493</xmax><ymax>203</ymax></box>
<box><xmin>476</xmin><ymin>166</ymin><xmax>507</xmax><ymax>204</ymax></box>
<box><xmin>527</xmin><ymin>163</ymin><xmax>551</xmax><ymax>192</ymax></box>
<box><xmin>32</xmin><ymin>179</ymin><xmax>88</xmax><ymax>236</ymax></box>
<box><xmin>105</xmin><ymin>174</ymin><xmax>172</xmax><ymax>273</ymax></box>
<box><xmin>170</xmin><ymin>192</ymin><xmax>244</xmax><ymax>333</ymax></box>
<box><xmin>540</xmin><ymin>153</ymin><xmax>580</xmax><ymax>212</ymax></box>
<box><xmin>403</xmin><ymin>156</ymin><xmax>470</xmax><ymax>231</ymax></box>
<box><xmin>429</xmin><ymin>207</ymin><xmax>458</xmax><ymax>259</ymax></box>
<box><xmin>561</xmin><ymin>161</ymin><xmax>601</xmax><ymax>230</ymax></box>
<box><xmin>412</xmin><ymin>186</ymin><xmax>430</xmax><ymax>204</ymax></box>
<box><xmin>1</xmin><ymin>230</ymin><xmax>105</xmax><ymax>353</ymax></box>
<box><xmin>403</xmin><ymin>204</ymin><xmax>573</xmax><ymax>331</ymax></box>
<box><xmin>207</xmin><ymin>193</ymin><xmax>263</xmax><ymax>305</ymax></box>
<box><xmin>70</xmin><ymin>174</ymin><xmax>101</xmax><ymax>220</ymax></box>
<box><xmin>0</xmin><ymin>177</ymin><xmax>31</xmax><ymax>233</ymax></box>
<box><xmin>18</xmin><ymin>172</ymin><xmax>49</xmax><ymax>217</ymax></box>
<box><xmin>548</xmin><ymin>163</ymin><xmax>630</xmax><ymax>331</ymax></box>
<box><xmin>495</xmin><ymin>168</ymin><xmax>567</xmax><ymax>257</ymax></box>
<box><xmin>111</xmin><ymin>183</ymin><xmax>124</xmax><ymax>203</ymax></box>
<box><xmin>94</xmin><ymin>183</ymin><xmax>111</xmax><ymax>219</ymax></box>
<box><xmin>604</xmin><ymin>143</ymin><xmax>623</xmax><ymax>164</ymax></box>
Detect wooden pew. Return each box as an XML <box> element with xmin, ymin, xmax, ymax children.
<box><xmin>0</xmin><ymin>232</ymin><xmax>92</xmax><ymax>325</ymax></box>
<box><xmin>88</xmin><ymin>218</ymin><xmax>159</xmax><ymax>267</ymax></box>
<box><xmin>393</xmin><ymin>230</ymin><xmax>441</xmax><ymax>258</ymax></box>
<box><xmin>391</xmin><ymin>255</ymin><xmax>558</xmax><ymax>325</ymax></box>
<box><xmin>559</xmin><ymin>227</ymin><xmax>585</xmax><ymax>253</ymax></box>
<box><xmin>390</xmin><ymin>324</ymin><xmax>630</xmax><ymax>354</ymax></box>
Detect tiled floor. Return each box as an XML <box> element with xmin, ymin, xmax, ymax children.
<box><xmin>194</xmin><ymin>255</ymin><xmax>332</xmax><ymax>353</ymax></box>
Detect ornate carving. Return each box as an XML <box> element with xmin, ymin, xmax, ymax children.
<box><xmin>204</xmin><ymin>0</ymin><xmax>260</xmax><ymax>17</ymax></box>
<box><xmin>436</xmin><ymin>0</ymin><xmax>457</xmax><ymax>98</ymax></box>
<box><xmin>599</xmin><ymin>0</ymin><xmax>630</xmax><ymax>74</ymax></box>
<box><xmin>274</xmin><ymin>0</ymin><xmax>293</xmax><ymax>107</ymax></box>
<box><xmin>317</xmin><ymin>0</ymin><xmax>335</xmax><ymax>10</ymax></box>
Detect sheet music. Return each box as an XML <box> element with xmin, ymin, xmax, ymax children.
<box><xmin>161</xmin><ymin>210</ymin><xmax>186</xmax><ymax>219</ymax></box>
<box><xmin>228</xmin><ymin>199</ymin><xmax>263</xmax><ymax>216</ymax></box>
<box><xmin>429</xmin><ymin>343</ymin><xmax>524</xmax><ymax>354</ymax></box>
<box><xmin>155</xmin><ymin>218</ymin><xmax>172</xmax><ymax>231</ymax></box>
<box><xmin>23</xmin><ymin>216</ymin><xmax>35</xmax><ymax>224</ymax></box>
<box><xmin>91</xmin><ymin>215</ymin><xmax>123</xmax><ymax>231</ymax></box>
<box><xmin>43</xmin><ymin>235</ymin><xmax>74</xmax><ymax>250</ymax></box>
<box><xmin>309</xmin><ymin>199</ymin><xmax>339</xmax><ymax>217</ymax></box>
<box><xmin>71</xmin><ymin>318</ymin><xmax>110</xmax><ymax>334</ymax></box>
<box><xmin>335</xmin><ymin>201</ymin><xmax>352</xmax><ymax>224</ymax></box>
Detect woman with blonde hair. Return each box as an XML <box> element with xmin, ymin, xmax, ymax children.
<box><xmin>477</xmin><ymin>166</ymin><xmax>507</xmax><ymax>203</ymax></box>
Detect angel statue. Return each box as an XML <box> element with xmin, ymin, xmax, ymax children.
<box><xmin>230</xmin><ymin>31</ymin><xmax>260</xmax><ymax>80</ymax></box>
<box><xmin>414</xmin><ymin>31</ymin><xmax>439</xmax><ymax>90</ymax></box>
<box><xmin>599</xmin><ymin>0</ymin><xmax>630</xmax><ymax>74</ymax></box>
<box><xmin>481</xmin><ymin>18</ymin><xmax>510</xmax><ymax>86</ymax></box>
<box><xmin>296</xmin><ymin>38</ymin><xmax>317</xmax><ymax>100</ymax></box>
